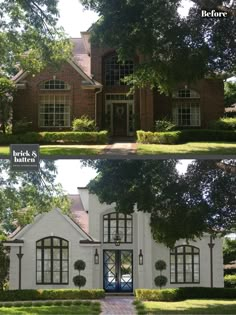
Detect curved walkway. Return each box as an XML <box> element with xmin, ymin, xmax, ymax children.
<box><xmin>100</xmin><ymin>296</ymin><xmax>136</xmax><ymax>315</ymax></box>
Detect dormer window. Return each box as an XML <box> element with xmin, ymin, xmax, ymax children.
<box><xmin>40</xmin><ymin>79</ymin><xmax>70</xmax><ymax>90</ymax></box>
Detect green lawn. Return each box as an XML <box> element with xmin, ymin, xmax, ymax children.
<box><xmin>0</xmin><ymin>303</ymin><xmax>101</xmax><ymax>315</ymax></box>
<box><xmin>137</xmin><ymin>142</ymin><xmax>236</xmax><ymax>155</ymax></box>
<box><xmin>0</xmin><ymin>145</ymin><xmax>106</xmax><ymax>156</ymax></box>
<box><xmin>136</xmin><ymin>299</ymin><xmax>236</xmax><ymax>314</ymax></box>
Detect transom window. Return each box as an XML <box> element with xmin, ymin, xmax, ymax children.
<box><xmin>103</xmin><ymin>212</ymin><xmax>133</xmax><ymax>243</ymax></box>
<box><xmin>170</xmin><ymin>245</ymin><xmax>200</xmax><ymax>284</ymax></box>
<box><xmin>172</xmin><ymin>102</ymin><xmax>200</xmax><ymax>126</ymax></box>
<box><xmin>40</xmin><ymin>80</ymin><xmax>70</xmax><ymax>90</ymax></box>
<box><xmin>39</xmin><ymin>95</ymin><xmax>70</xmax><ymax>127</ymax></box>
<box><xmin>104</xmin><ymin>55</ymin><xmax>134</xmax><ymax>86</ymax></box>
<box><xmin>36</xmin><ymin>237</ymin><xmax>69</xmax><ymax>284</ymax></box>
<box><xmin>173</xmin><ymin>89</ymin><xmax>200</xmax><ymax>99</ymax></box>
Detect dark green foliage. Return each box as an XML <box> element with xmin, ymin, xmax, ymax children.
<box><xmin>12</xmin><ymin>119</ymin><xmax>33</xmax><ymax>134</ymax></box>
<box><xmin>154</xmin><ymin>119</ymin><xmax>176</xmax><ymax>132</ymax></box>
<box><xmin>74</xmin><ymin>260</ymin><xmax>86</xmax><ymax>271</ymax></box>
<box><xmin>224</xmin><ymin>275</ymin><xmax>236</xmax><ymax>288</ymax></box>
<box><xmin>73</xmin><ymin>275</ymin><xmax>87</xmax><ymax>289</ymax></box>
<box><xmin>72</xmin><ymin>116</ymin><xmax>98</xmax><ymax>132</ymax></box>
<box><xmin>224</xmin><ymin>82</ymin><xmax>236</xmax><ymax>107</ymax></box>
<box><xmin>80</xmin><ymin>0</ymin><xmax>236</xmax><ymax>93</ymax></box>
<box><xmin>209</xmin><ymin>118</ymin><xmax>236</xmax><ymax>130</ymax></box>
<box><xmin>135</xmin><ymin>287</ymin><xmax>236</xmax><ymax>301</ymax></box>
<box><xmin>0</xmin><ymin>289</ymin><xmax>105</xmax><ymax>301</ymax></box>
<box><xmin>223</xmin><ymin>238</ymin><xmax>236</xmax><ymax>264</ymax></box>
<box><xmin>0</xmin><ymin>78</ymin><xmax>16</xmax><ymax>134</ymax></box>
<box><xmin>155</xmin><ymin>260</ymin><xmax>167</xmax><ymax>271</ymax></box>
<box><xmin>0</xmin><ymin>131</ymin><xmax>109</xmax><ymax>145</ymax></box>
<box><xmin>0</xmin><ymin>237</ymin><xmax>9</xmax><ymax>291</ymax></box>
<box><xmin>86</xmin><ymin>159</ymin><xmax>236</xmax><ymax>247</ymax></box>
<box><xmin>154</xmin><ymin>275</ymin><xmax>168</xmax><ymax>289</ymax></box>
<box><xmin>137</xmin><ymin>129</ymin><xmax>236</xmax><ymax>144</ymax></box>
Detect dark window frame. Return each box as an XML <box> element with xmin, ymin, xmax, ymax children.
<box><xmin>39</xmin><ymin>79</ymin><xmax>70</xmax><ymax>90</ymax></box>
<box><xmin>170</xmin><ymin>245</ymin><xmax>200</xmax><ymax>284</ymax></box>
<box><xmin>103</xmin><ymin>212</ymin><xmax>133</xmax><ymax>244</ymax></box>
<box><xmin>36</xmin><ymin>236</ymin><xmax>69</xmax><ymax>285</ymax></box>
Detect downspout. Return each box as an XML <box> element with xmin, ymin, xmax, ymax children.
<box><xmin>95</xmin><ymin>87</ymin><xmax>103</xmax><ymax>127</ymax></box>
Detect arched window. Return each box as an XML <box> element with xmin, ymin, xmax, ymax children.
<box><xmin>39</xmin><ymin>79</ymin><xmax>70</xmax><ymax>90</ymax></box>
<box><xmin>36</xmin><ymin>237</ymin><xmax>69</xmax><ymax>284</ymax></box>
<box><xmin>103</xmin><ymin>212</ymin><xmax>132</xmax><ymax>243</ymax></box>
<box><xmin>170</xmin><ymin>245</ymin><xmax>200</xmax><ymax>284</ymax></box>
<box><xmin>172</xmin><ymin>89</ymin><xmax>200</xmax><ymax>126</ymax></box>
<box><xmin>104</xmin><ymin>55</ymin><xmax>134</xmax><ymax>86</ymax></box>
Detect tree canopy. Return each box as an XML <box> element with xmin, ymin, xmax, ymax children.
<box><xmin>80</xmin><ymin>0</ymin><xmax>236</xmax><ymax>93</ymax></box>
<box><xmin>0</xmin><ymin>160</ymin><xmax>70</xmax><ymax>234</ymax></box>
<box><xmin>223</xmin><ymin>237</ymin><xmax>236</xmax><ymax>264</ymax></box>
<box><xmin>86</xmin><ymin>159</ymin><xmax>236</xmax><ymax>247</ymax></box>
<box><xmin>224</xmin><ymin>81</ymin><xmax>236</xmax><ymax>107</ymax></box>
<box><xmin>0</xmin><ymin>0</ymin><xmax>72</xmax><ymax>76</ymax></box>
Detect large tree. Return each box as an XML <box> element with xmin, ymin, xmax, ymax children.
<box><xmin>80</xmin><ymin>0</ymin><xmax>236</xmax><ymax>94</ymax></box>
<box><xmin>86</xmin><ymin>159</ymin><xmax>236</xmax><ymax>247</ymax></box>
<box><xmin>223</xmin><ymin>237</ymin><xmax>236</xmax><ymax>264</ymax></box>
<box><xmin>0</xmin><ymin>0</ymin><xmax>72</xmax><ymax>76</ymax></box>
<box><xmin>0</xmin><ymin>160</ymin><xmax>70</xmax><ymax>234</ymax></box>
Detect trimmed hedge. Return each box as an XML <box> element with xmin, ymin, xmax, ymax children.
<box><xmin>0</xmin><ymin>131</ymin><xmax>108</xmax><ymax>145</ymax></box>
<box><xmin>0</xmin><ymin>289</ymin><xmax>105</xmax><ymax>301</ymax></box>
<box><xmin>137</xmin><ymin>130</ymin><xmax>182</xmax><ymax>144</ymax></box>
<box><xmin>209</xmin><ymin>118</ymin><xmax>236</xmax><ymax>130</ymax></box>
<box><xmin>137</xmin><ymin>129</ymin><xmax>236</xmax><ymax>144</ymax></box>
<box><xmin>135</xmin><ymin>287</ymin><xmax>236</xmax><ymax>301</ymax></box>
<box><xmin>224</xmin><ymin>275</ymin><xmax>236</xmax><ymax>288</ymax></box>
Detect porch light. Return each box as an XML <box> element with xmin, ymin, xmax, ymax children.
<box><xmin>94</xmin><ymin>249</ymin><xmax>99</xmax><ymax>264</ymax></box>
<box><xmin>113</xmin><ymin>233</ymin><xmax>122</xmax><ymax>246</ymax></box>
<box><xmin>139</xmin><ymin>249</ymin><xmax>143</xmax><ymax>265</ymax></box>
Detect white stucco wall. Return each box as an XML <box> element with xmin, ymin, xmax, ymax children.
<box><xmin>9</xmin><ymin>209</ymin><xmax>100</xmax><ymax>290</ymax></box>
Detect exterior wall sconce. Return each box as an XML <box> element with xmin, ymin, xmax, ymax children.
<box><xmin>94</xmin><ymin>249</ymin><xmax>99</xmax><ymax>264</ymax></box>
<box><xmin>113</xmin><ymin>232</ymin><xmax>122</xmax><ymax>246</ymax></box>
<box><xmin>139</xmin><ymin>249</ymin><xmax>143</xmax><ymax>265</ymax></box>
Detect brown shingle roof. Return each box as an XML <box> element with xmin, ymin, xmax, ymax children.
<box><xmin>68</xmin><ymin>194</ymin><xmax>89</xmax><ymax>233</ymax></box>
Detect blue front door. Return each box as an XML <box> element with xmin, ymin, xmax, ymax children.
<box><xmin>103</xmin><ymin>250</ymin><xmax>133</xmax><ymax>292</ymax></box>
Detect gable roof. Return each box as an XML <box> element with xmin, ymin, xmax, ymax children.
<box><xmin>11</xmin><ymin>208</ymin><xmax>94</xmax><ymax>242</ymax></box>
<box><xmin>12</xmin><ymin>38</ymin><xmax>102</xmax><ymax>88</ymax></box>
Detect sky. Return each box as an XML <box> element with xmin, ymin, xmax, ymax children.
<box><xmin>57</xmin><ymin>0</ymin><xmax>193</xmax><ymax>37</ymax></box>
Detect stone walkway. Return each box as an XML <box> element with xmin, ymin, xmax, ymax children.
<box><xmin>103</xmin><ymin>142</ymin><xmax>137</xmax><ymax>155</ymax></box>
<box><xmin>100</xmin><ymin>296</ymin><xmax>136</xmax><ymax>315</ymax></box>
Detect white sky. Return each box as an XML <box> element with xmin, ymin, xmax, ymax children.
<box><xmin>57</xmin><ymin>0</ymin><xmax>193</xmax><ymax>37</ymax></box>
<box><xmin>55</xmin><ymin>159</ymin><xmax>192</xmax><ymax>194</ymax></box>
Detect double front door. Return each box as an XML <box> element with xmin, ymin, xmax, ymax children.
<box><xmin>103</xmin><ymin>250</ymin><xmax>133</xmax><ymax>292</ymax></box>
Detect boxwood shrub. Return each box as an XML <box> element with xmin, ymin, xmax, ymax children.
<box><xmin>0</xmin><ymin>289</ymin><xmax>105</xmax><ymax>301</ymax></box>
<box><xmin>135</xmin><ymin>287</ymin><xmax>236</xmax><ymax>301</ymax></box>
<box><xmin>224</xmin><ymin>275</ymin><xmax>236</xmax><ymax>288</ymax></box>
<box><xmin>137</xmin><ymin>130</ymin><xmax>182</xmax><ymax>144</ymax></box>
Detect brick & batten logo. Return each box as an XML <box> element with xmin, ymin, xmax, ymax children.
<box><xmin>201</xmin><ymin>10</ymin><xmax>228</xmax><ymax>18</ymax></box>
<box><xmin>10</xmin><ymin>144</ymin><xmax>39</xmax><ymax>171</ymax></box>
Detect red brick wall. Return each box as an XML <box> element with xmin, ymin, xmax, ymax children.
<box><xmin>153</xmin><ymin>79</ymin><xmax>224</xmax><ymax>128</ymax></box>
<box><xmin>13</xmin><ymin>62</ymin><xmax>96</xmax><ymax>130</ymax></box>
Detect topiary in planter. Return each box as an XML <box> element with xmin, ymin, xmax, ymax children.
<box><xmin>155</xmin><ymin>260</ymin><xmax>167</xmax><ymax>272</ymax></box>
<box><xmin>154</xmin><ymin>275</ymin><xmax>168</xmax><ymax>289</ymax></box>
<box><xmin>73</xmin><ymin>275</ymin><xmax>87</xmax><ymax>289</ymax></box>
<box><xmin>74</xmin><ymin>260</ymin><xmax>86</xmax><ymax>271</ymax></box>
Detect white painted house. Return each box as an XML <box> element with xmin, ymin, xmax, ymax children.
<box><xmin>5</xmin><ymin>188</ymin><xmax>224</xmax><ymax>291</ymax></box>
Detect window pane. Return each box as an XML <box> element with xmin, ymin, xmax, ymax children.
<box><xmin>37</xmin><ymin>272</ymin><xmax>42</xmax><ymax>283</ymax></box>
<box><xmin>53</xmin><ymin>248</ymin><xmax>60</xmax><ymax>260</ymax></box>
<box><xmin>62</xmin><ymin>248</ymin><xmax>68</xmax><ymax>259</ymax></box>
<box><xmin>53</xmin><ymin>238</ymin><xmax>60</xmax><ymax>246</ymax></box>
<box><xmin>44</xmin><ymin>260</ymin><xmax>51</xmax><ymax>271</ymax></box>
<box><xmin>177</xmin><ymin>247</ymin><xmax>183</xmax><ymax>253</ymax></box>
<box><xmin>62</xmin><ymin>261</ymin><xmax>68</xmax><ymax>271</ymax></box>
<box><xmin>44</xmin><ymin>238</ymin><xmax>51</xmax><ymax>246</ymax></box>
<box><xmin>177</xmin><ymin>255</ymin><xmax>184</xmax><ymax>263</ymax></box>
<box><xmin>53</xmin><ymin>261</ymin><xmax>60</xmax><ymax>272</ymax></box>
<box><xmin>185</xmin><ymin>246</ymin><xmax>192</xmax><ymax>253</ymax></box>
<box><xmin>37</xmin><ymin>261</ymin><xmax>42</xmax><ymax>271</ymax></box>
<box><xmin>44</xmin><ymin>249</ymin><xmax>51</xmax><ymax>259</ymax></box>
<box><xmin>170</xmin><ymin>273</ymin><xmax>175</xmax><ymax>282</ymax></box>
<box><xmin>53</xmin><ymin>272</ymin><xmax>60</xmax><ymax>283</ymax></box>
<box><xmin>62</xmin><ymin>272</ymin><xmax>68</xmax><ymax>283</ymax></box>
<box><xmin>44</xmin><ymin>272</ymin><xmax>51</xmax><ymax>283</ymax></box>
<box><xmin>186</xmin><ymin>273</ymin><xmax>193</xmax><ymax>282</ymax></box>
<box><xmin>185</xmin><ymin>255</ymin><xmax>192</xmax><ymax>263</ymax></box>
<box><xmin>177</xmin><ymin>274</ymin><xmax>184</xmax><ymax>282</ymax></box>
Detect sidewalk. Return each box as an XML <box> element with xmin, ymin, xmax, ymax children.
<box><xmin>102</xmin><ymin>142</ymin><xmax>137</xmax><ymax>155</ymax></box>
<box><xmin>100</xmin><ymin>296</ymin><xmax>136</xmax><ymax>315</ymax></box>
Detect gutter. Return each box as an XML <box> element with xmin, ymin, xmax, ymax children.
<box><xmin>95</xmin><ymin>86</ymin><xmax>103</xmax><ymax>126</ymax></box>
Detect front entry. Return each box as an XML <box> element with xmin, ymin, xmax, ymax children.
<box><xmin>103</xmin><ymin>250</ymin><xmax>133</xmax><ymax>292</ymax></box>
<box><xmin>113</xmin><ymin>103</ymin><xmax>127</xmax><ymax>136</ymax></box>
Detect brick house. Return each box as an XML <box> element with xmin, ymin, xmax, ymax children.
<box><xmin>12</xmin><ymin>31</ymin><xmax>224</xmax><ymax>137</ymax></box>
